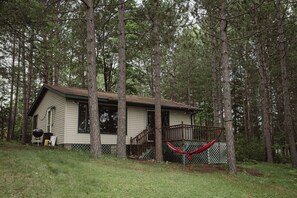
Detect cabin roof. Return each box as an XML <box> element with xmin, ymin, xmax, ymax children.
<box><xmin>28</xmin><ymin>84</ymin><xmax>199</xmax><ymax>116</ymax></box>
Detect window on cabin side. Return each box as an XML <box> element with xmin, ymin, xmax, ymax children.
<box><xmin>33</xmin><ymin>115</ymin><xmax>38</xmax><ymax>129</ymax></box>
<box><xmin>46</xmin><ymin>109</ymin><xmax>53</xmax><ymax>132</ymax></box>
<box><xmin>78</xmin><ymin>103</ymin><xmax>118</xmax><ymax>134</ymax></box>
<box><xmin>78</xmin><ymin>103</ymin><xmax>89</xmax><ymax>133</ymax></box>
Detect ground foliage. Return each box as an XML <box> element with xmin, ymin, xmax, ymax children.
<box><xmin>0</xmin><ymin>144</ymin><xmax>297</xmax><ymax>198</ymax></box>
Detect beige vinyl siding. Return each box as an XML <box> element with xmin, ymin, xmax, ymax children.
<box><xmin>31</xmin><ymin>87</ymin><xmax>193</xmax><ymax>146</ymax></box>
<box><xmin>127</xmin><ymin>108</ymin><xmax>192</xmax><ymax>140</ymax></box>
<box><xmin>64</xmin><ymin>101</ymin><xmax>90</xmax><ymax>144</ymax></box>
<box><xmin>167</xmin><ymin>110</ymin><xmax>192</xmax><ymax>140</ymax></box>
<box><xmin>127</xmin><ymin>107</ymin><xmax>147</xmax><ymax>140</ymax></box>
<box><xmin>64</xmin><ymin>104</ymin><xmax>147</xmax><ymax>145</ymax></box>
<box><xmin>32</xmin><ymin>91</ymin><xmax>65</xmax><ymax>144</ymax></box>
<box><xmin>64</xmin><ymin>101</ymin><xmax>120</xmax><ymax>144</ymax></box>
<box><xmin>169</xmin><ymin>110</ymin><xmax>191</xmax><ymax>125</ymax></box>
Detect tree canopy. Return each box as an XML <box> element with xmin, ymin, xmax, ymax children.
<box><xmin>1</xmin><ymin>0</ymin><xmax>297</xmax><ymax>168</ymax></box>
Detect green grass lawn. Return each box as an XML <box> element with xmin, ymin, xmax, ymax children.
<box><xmin>0</xmin><ymin>143</ymin><xmax>296</xmax><ymax>198</ymax></box>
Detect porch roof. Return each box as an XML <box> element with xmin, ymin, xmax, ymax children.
<box><xmin>28</xmin><ymin>84</ymin><xmax>199</xmax><ymax>116</ymax></box>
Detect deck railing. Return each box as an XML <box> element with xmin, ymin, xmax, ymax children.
<box><xmin>164</xmin><ymin>124</ymin><xmax>225</xmax><ymax>142</ymax></box>
<box><xmin>130</xmin><ymin>129</ymin><xmax>155</xmax><ymax>156</ymax></box>
<box><xmin>129</xmin><ymin>124</ymin><xmax>225</xmax><ymax>158</ymax></box>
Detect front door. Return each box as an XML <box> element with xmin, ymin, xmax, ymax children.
<box><xmin>147</xmin><ymin>110</ymin><xmax>169</xmax><ymax>141</ymax></box>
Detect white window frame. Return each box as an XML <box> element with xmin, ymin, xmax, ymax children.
<box><xmin>46</xmin><ymin>108</ymin><xmax>53</xmax><ymax>132</ymax></box>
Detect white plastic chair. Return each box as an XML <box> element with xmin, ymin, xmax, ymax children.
<box><xmin>50</xmin><ymin>136</ymin><xmax>57</xmax><ymax>146</ymax></box>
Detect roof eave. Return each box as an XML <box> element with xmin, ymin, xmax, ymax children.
<box><xmin>28</xmin><ymin>85</ymin><xmax>200</xmax><ymax>116</ymax></box>
<box><xmin>28</xmin><ymin>86</ymin><xmax>48</xmax><ymax>116</ymax></box>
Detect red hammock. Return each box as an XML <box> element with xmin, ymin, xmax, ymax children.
<box><xmin>166</xmin><ymin>132</ymin><xmax>222</xmax><ymax>160</ymax></box>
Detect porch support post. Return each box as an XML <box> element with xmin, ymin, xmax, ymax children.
<box><xmin>130</xmin><ymin>137</ymin><xmax>132</xmax><ymax>156</ymax></box>
<box><xmin>181</xmin><ymin>122</ymin><xmax>184</xmax><ymax>141</ymax></box>
<box><xmin>182</xmin><ymin>140</ymin><xmax>186</xmax><ymax>165</ymax></box>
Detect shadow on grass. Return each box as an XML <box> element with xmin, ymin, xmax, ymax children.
<box><xmin>131</xmin><ymin>159</ymin><xmax>264</xmax><ymax>176</ymax></box>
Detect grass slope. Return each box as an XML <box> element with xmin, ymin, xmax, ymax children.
<box><xmin>0</xmin><ymin>143</ymin><xmax>297</xmax><ymax>198</ymax></box>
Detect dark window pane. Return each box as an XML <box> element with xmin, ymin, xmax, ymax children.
<box><xmin>99</xmin><ymin>106</ymin><xmax>118</xmax><ymax>134</ymax></box>
<box><xmin>78</xmin><ymin>103</ymin><xmax>89</xmax><ymax>133</ymax></box>
<box><xmin>33</xmin><ymin>115</ymin><xmax>38</xmax><ymax>129</ymax></box>
<box><xmin>78</xmin><ymin>103</ymin><xmax>117</xmax><ymax>134</ymax></box>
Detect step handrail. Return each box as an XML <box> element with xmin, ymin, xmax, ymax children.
<box><xmin>130</xmin><ymin>128</ymin><xmax>155</xmax><ymax>156</ymax></box>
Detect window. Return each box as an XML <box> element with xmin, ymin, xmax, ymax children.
<box><xmin>46</xmin><ymin>109</ymin><xmax>53</xmax><ymax>132</ymax></box>
<box><xmin>33</xmin><ymin>115</ymin><xmax>38</xmax><ymax>129</ymax></box>
<box><xmin>99</xmin><ymin>105</ymin><xmax>118</xmax><ymax>134</ymax></box>
<box><xmin>78</xmin><ymin>103</ymin><xmax>118</xmax><ymax>134</ymax></box>
<box><xmin>78</xmin><ymin>103</ymin><xmax>89</xmax><ymax>133</ymax></box>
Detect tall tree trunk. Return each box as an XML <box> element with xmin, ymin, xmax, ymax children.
<box><xmin>117</xmin><ymin>0</ymin><xmax>127</xmax><ymax>159</ymax></box>
<box><xmin>254</xmin><ymin>10</ymin><xmax>273</xmax><ymax>163</ymax></box>
<box><xmin>12</xmin><ymin>41</ymin><xmax>22</xmax><ymax>140</ymax></box>
<box><xmin>220</xmin><ymin>1</ymin><xmax>236</xmax><ymax>173</ymax></box>
<box><xmin>43</xmin><ymin>36</ymin><xmax>52</xmax><ymax>85</ymax></box>
<box><xmin>242</xmin><ymin>43</ymin><xmax>254</xmax><ymax>139</ymax></box>
<box><xmin>53</xmin><ymin>1</ymin><xmax>61</xmax><ymax>86</ymax></box>
<box><xmin>0</xmin><ymin>96</ymin><xmax>5</xmax><ymax>142</ymax></box>
<box><xmin>276</xmin><ymin>0</ymin><xmax>297</xmax><ymax>168</ymax></box>
<box><xmin>84</xmin><ymin>0</ymin><xmax>101</xmax><ymax>158</ymax></box>
<box><xmin>153</xmin><ymin>0</ymin><xmax>163</xmax><ymax>162</ymax></box>
<box><xmin>28</xmin><ymin>34</ymin><xmax>33</xmax><ymax>113</ymax></box>
<box><xmin>80</xmin><ymin>39</ymin><xmax>86</xmax><ymax>88</ymax></box>
<box><xmin>21</xmin><ymin>33</ymin><xmax>34</xmax><ymax>144</ymax></box>
<box><xmin>7</xmin><ymin>35</ymin><xmax>16</xmax><ymax>141</ymax></box>
<box><xmin>21</xmin><ymin>37</ymin><xmax>29</xmax><ymax>144</ymax></box>
<box><xmin>0</xmin><ymin>94</ymin><xmax>4</xmax><ymax>142</ymax></box>
<box><xmin>243</xmin><ymin>73</ymin><xmax>253</xmax><ymax>140</ymax></box>
<box><xmin>208</xmin><ymin>10</ymin><xmax>221</xmax><ymax>128</ymax></box>
<box><xmin>103</xmin><ymin>46</ymin><xmax>109</xmax><ymax>92</ymax></box>
<box><xmin>258</xmin><ymin>44</ymin><xmax>273</xmax><ymax>163</ymax></box>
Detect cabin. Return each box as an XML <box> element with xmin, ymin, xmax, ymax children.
<box><xmin>28</xmin><ymin>84</ymin><xmax>227</xmax><ymax>164</ymax></box>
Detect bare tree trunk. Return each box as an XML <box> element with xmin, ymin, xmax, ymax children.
<box><xmin>45</xmin><ymin>36</ymin><xmax>54</xmax><ymax>85</ymax></box>
<box><xmin>244</xmin><ymin>73</ymin><xmax>253</xmax><ymax>140</ymax></box>
<box><xmin>244</xmin><ymin>45</ymin><xmax>254</xmax><ymax>139</ymax></box>
<box><xmin>21</xmin><ymin>33</ymin><xmax>34</xmax><ymax>144</ymax></box>
<box><xmin>209</xmin><ymin>10</ymin><xmax>221</xmax><ymax>128</ymax></box>
<box><xmin>28</xmin><ymin>35</ymin><xmax>33</xmax><ymax>112</ymax></box>
<box><xmin>276</xmin><ymin>0</ymin><xmax>297</xmax><ymax>168</ymax></box>
<box><xmin>152</xmin><ymin>0</ymin><xmax>163</xmax><ymax>162</ymax></box>
<box><xmin>254</xmin><ymin>10</ymin><xmax>273</xmax><ymax>163</ymax></box>
<box><xmin>0</xmin><ymin>96</ymin><xmax>5</xmax><ymax>142</ymax></box>
<box><xmin>80</xmin><ymin>39</ymin><xmax>86</xmax><ymax>88</ymax></box>
<box><xmin>116</xmin><ymin>0</ymin><xmax>127</xmax><ymax>159</ymax></box>
<box><xmin>211</xmin><ymin>51</ymin><xmax>221</xmax><ymax>127</ymax></box>
<box><xmin>146</xmin><ymin>61</ymin><xmax>155</xmax><ymax>97</ymax></box>
<box><xmin>84</xmin><ymin>0</ymin><xmax>101</xmax><ymax>158</ymax></box>
<box><xmin>7</xmin><ymin>35</ymin><xmax>16</xmax><ymax>141</ymax></box>
<box><xmin>258</xmin><ymin>46</ymin><xmax>273</xmax><ymax>163</ymax></box>
<box><xmin>21</xmin><ymin>37</ymin><xmax>29</xmax><ymax>144</ymax></box>
<box><xmin>103</xmin><ymin>47</ymin><xmax>109</xmax><ymax>92</ymax></box>
<box><xmin>53</xmin><ymin>1</ymin><xmax>61</xmax><ymax>86</ymax></box>
<box><xmin>11</xmin><ymin>41</ymin><xmax>21</xmax><ymax>140</ymax></box>
<box><xmin>0</xmin><ymin>93</ymin><xmax>5</xmax><ymax>142</ymax></box>
<box><xmin>103</xmin><ymin>63</ymin><xmax>113</xmax><ymax>92</ymax></box>
<box><xmin>220</xmin><ymin>1</ymin><xmax>236</xmax><ymax>173</ymax></box>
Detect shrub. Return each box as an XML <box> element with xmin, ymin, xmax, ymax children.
<box><xmin>235</xmin><ymin>137</ymin><xmax>265</xmax><ymax>162</ymax></box>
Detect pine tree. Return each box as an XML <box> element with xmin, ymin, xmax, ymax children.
<box><xmin>83</xmin><ymin>0</ymin><xmax>101</xmax><ymax>158</ymax></box>
<box><xmin>117</xmin><ymin>0</ymin><xmax>127</xmax><ymax>159</ymax></box>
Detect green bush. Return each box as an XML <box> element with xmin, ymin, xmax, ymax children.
<box><xmin>273</xmin><ymin>153</ymin><xmax>291</xmax><ymax>163</ymax></box>
<box><xmin>235</xmin><ymin>137</ymin><xmax>265</xmax><ymax>162</ymax></box>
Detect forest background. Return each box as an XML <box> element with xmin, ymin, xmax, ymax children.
<box><xmin>0</xmin><ymin>0</ymin><xmax>297</xmax><ymax>167</ymax></box>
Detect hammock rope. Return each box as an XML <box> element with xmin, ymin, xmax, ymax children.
<box><xmin>166</xmin><ymin>131</ymin><xmax>223</xmax><ymax>160</ymax></box>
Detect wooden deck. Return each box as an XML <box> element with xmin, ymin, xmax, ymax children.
<box><xmin>164</xmin><ymin>124</ymin><xmax>225</xmax><ymax>142</ymax></box>
<box><xmin>129</xmin><ymin>124</ymin><xmax>225</xmax><ymax>158</ymax></box>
